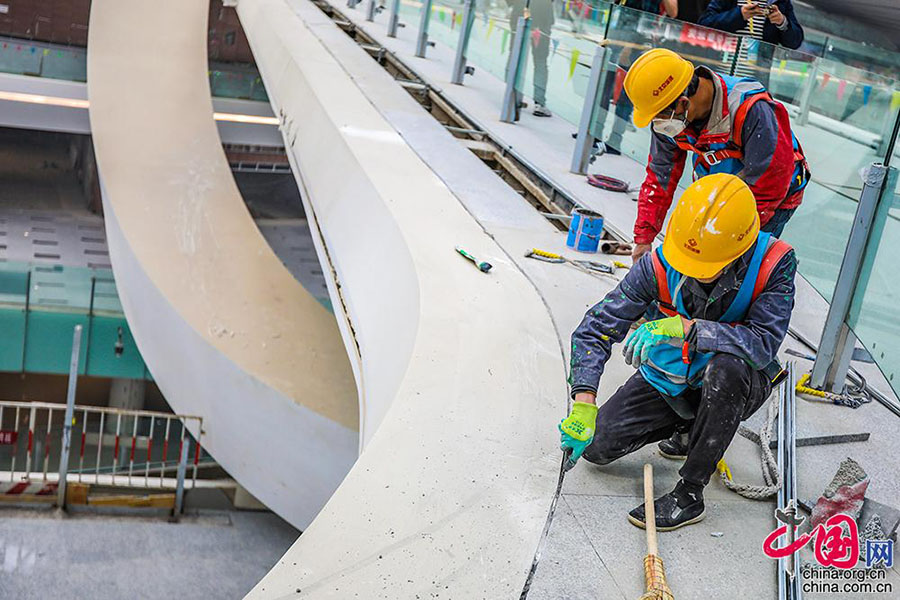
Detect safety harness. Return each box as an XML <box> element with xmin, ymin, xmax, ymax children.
<box><xmin>673</xmin><ymin>80</ymin><xmax>811</xmax><ymax>202</ymax></box>
<box><xmin>650</xmin><ymin>235</ymin><xmax>793</xmax><ymax>367</ymax></box>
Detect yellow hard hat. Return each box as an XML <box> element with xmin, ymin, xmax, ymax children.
<box><xmin>662</xmin><ymin>174</ymin><xmax>760</xmax><ymax>279</ymax></box>
<box><xmin>624</xmin><ymin>48</ymin><xmax>695</xmax><ymax>129</ymax></box>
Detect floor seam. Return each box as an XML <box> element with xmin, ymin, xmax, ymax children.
<box><xmin>561</xmin><ymin>494</ymin><xmax>630</xmax><ymax>600</ymax></box>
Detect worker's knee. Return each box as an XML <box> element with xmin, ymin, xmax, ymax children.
<box><xmin>703</xmin><ymin>353</ymin><xmax>752</xmax><ymax>394</ymax></box>
<box><xmin>582</xmin><ymin>439</ymin><xmax>618</xmax><ymax>465</ymax></box>
<box><xmin>582</xmin><ymin>420</ymin><xmax>627</xmax><ymax>465</ymax></box>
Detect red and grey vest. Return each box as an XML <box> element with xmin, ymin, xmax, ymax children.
<box><xmin>673</xmin><ymin>70</ymin><xmax>810</xmax><ymax>205</ymax></box>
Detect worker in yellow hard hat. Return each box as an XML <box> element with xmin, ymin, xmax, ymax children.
<box><xmin>559</xmin><ymin>173</ymin><xmax>796</xmax><ymax>531</ymax></box>
<box><xmin>622</xmin><ymin>47</ymin><xmax>810</xmax><ymax>264</ymax></box>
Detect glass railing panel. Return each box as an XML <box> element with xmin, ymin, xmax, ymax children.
<box><xmin>0</xmin><ymin>35</ymin><xmax>265</xmax><ymax>101</ymax></box>
<box><xmin>557</xmin><ymin>0</ymin><xmax>613</xmax><ymax>40</ymax></box>
<box><xmin>28</xmin><ymin>264</ymin><xmax>93</xmax><ymax>314</ymax></box>
<box><xmin>0</xmin><ymin>263</ymin><xmax>29</xmax><ymax>307</ymax></box>
<box><xmin>398</xmin><ymin>0</ymin><xmax>425</xmax><ymax>37</ymax></box>
<box><xmin>41</xmin><ymin>46</ymin><xmax>88</xmax><ymax>82</ymax></box>
<box><xmin>589</xmin><ymin>5</ymin><xmax>743</xmax><ymax>163</ymax></box>
<box><xmin>0</xmin><ymin>39</ymin><xmax>45</xmax><ymax>78</ymax></box>
<box><xmin>464</xmin><ymin>5</ymin><xmax>515</xmax><ymax>81</ymax></box>
<box><xmin>0</xmin><ymin>37</ymin><xmax>86</xmax><ymax>81</ymax></box>
<box><xmin>514</xmin><ymin>26</ymin><xmax>591</xmax><ymax>125</ymax></box>
<box><xmin>209</xmin><ymin>66</ymin><xmax>257</xmax><ymax>101</ymax></box>
<box><xmin>846</xmin><ymin>150</ymin><xmax>900</xmax><ymax>398</ymax></box>
<box><xmin>819</xmin><ymin>36</ymin><xmax>900</xmax><ymax>82</ymax></box>
<box><xmin>0</xmin><ymin>263</ymin><xmax>28</xmax><ymax>372</ymax></box>
<box><xmin>767</xmin><ymin>50</ymin><xmax>900</xmax><ymax>302</ymax></box>
<box><xmin>91</xmin><ymin>271</ymin><xmax>125</xmax><ymax>316</ymax></box>
<box><xmin>427</xmin><ymin>0</ymin><xmax>466</xmax><ymax>49</ymax></box>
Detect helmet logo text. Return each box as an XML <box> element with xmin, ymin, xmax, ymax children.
<box><xmin>652</xmin><ymin>75</ymin><xmax>675</xmax><ymax>97</ymax></box>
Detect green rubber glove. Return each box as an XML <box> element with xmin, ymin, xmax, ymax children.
<box><xmin>559</xmin><ymin>402</ymin><xmax>599</xmax><ymax>468</ymax></box>
<box><xmin>623</xmin><ymin>316</ymin><xmax>684</xmax><ymax>369</ymax></box>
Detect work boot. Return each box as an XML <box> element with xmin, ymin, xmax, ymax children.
<box><xmin>658</xmin><ymin>431</ymin><xmax>690</xmax><ymax>460</ymax></box>
<box><xmin>628</xmin><ymin>479</ymin><xmax>705</xmax><ymax>532</ymax></box>
<box><xmin>533</xmin><ymin>103</ymin><xmax>552</xmax><ymax>117</ymax></box>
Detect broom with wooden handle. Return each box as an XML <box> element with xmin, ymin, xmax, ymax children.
<box><xmin>639</xmin><ymin>464</ymin><xmax>674</xmax><ymax>600</ymax></box>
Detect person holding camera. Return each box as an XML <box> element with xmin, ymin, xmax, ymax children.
<box><xmin>700</xmin><ymin>0</ymin><xmax>803</xmax><ymax>83</ymax></box>
<box><xmin>700</xmin><ymin>0</ymin><xmax>803</xmax><ymax>48</ymax></box>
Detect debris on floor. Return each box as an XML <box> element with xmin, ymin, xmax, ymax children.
<box><xmin>810</xmin><ymin>458</ymin><xmax>869</xmax><ymax>529</ymax></box>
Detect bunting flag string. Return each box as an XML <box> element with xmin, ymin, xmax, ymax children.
<box><xmin>568</xmin><ymin>48</ymin><xmax>580</xmax><ymax>81</ymax></box>
<box><xmin>836</xmin><ymin>79</ymin><xmax>847</xmax><ymax>101</ymax></box>
<box><xmin>778</xmin><ymin>59</ymin><xmax>786</xmax><ymax>74</ymax></box>
<box><xmin>891</xmin><ymin>90</ymin><xmax>900</xmax><ymax>112</ymax></box>
<box><xmin>531</xmin><ymin>28</ymin><xmax>541</xmax><ymax>49</ymax></box>
<box><xmin>551</xmin><ymin>38</ymin><xmax>560</xmax><ymax>57</ymax></box>
<box><xmin>862</xmin><ymin>85</ymin><xmax>872</xmax><ymax>106</ymax></box>
<box><xmin>820</xmin><ymin>72</ymin><xmax>831</xmax><ymax>89</ymax></box>
<box><xmin>486</xmin><ymin>18</ymin><xmax>495</xmax><ymax>40</ymax></box>
<box><xmin>501</xmin><ymin>28</ymin><xmax>509</xmax><ymax>53</ymax></box>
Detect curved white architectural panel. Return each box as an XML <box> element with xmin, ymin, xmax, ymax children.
<box><xmin>87</xmin><ymin>0</ymin><xmax>359</xmax><ymax>530</ymax></box>
<box><xmin>238</xmin><ymin>0</ymin><xmax>567</xmax><ymax>597</ymax></box>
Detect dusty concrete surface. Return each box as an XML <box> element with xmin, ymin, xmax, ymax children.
<box><xmin>0</xmin><ymin>508</ymin><xmax>298</xmax><ymax>600</ymax></box>
<box><xmin>297</xmin><ymin>2</ymin><xmax>900</xmax><ymax>598</ymax></box>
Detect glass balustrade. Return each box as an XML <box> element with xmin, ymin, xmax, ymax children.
<box><xmin>0</xmin><ymin>35</ymin><xmax>268</xmax><ymax>102</ymax></box>
<box><xmin>845</xmin><ymin>133</ymin><xmax>900</xmax><ymax>398</ymax></box>
<box><xmin>408</xmin><ymin>0</ymin><xmax>900</xmax><ymax>396</ymax></box>
<box><xmin>0</xmin><ymin>263</ymin><xmax>148</xmax><ymax>379</ymax></box>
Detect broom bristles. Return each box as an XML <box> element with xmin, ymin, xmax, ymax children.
<box><xmin>639</xmin><ymin>554</ymin><xmax>674</xmax><ymax>600</ymax></box>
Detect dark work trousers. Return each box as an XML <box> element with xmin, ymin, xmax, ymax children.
<box><xmin>583</xmin><ymin>353</ymin><xmax>773</xmax><ymax>488</ymax></box>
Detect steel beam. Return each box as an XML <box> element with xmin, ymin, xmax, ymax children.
<box><xmin>571</xmin><ymin>46</ymin><xmax>608</xmax><ymax>174</ymax></box>
<box><xmin>386</xmin><ymin>0</ymin><xmax>402</xmax><ymax>37</ymax></box>
<box><xmin>500</xmin><ymin>16</ymin><xmax>529</xmax><ymax>123</ymax></box>
<box><xmin>415</xmin><ymin>0</ymin><xmax>434</xmax><ymax>58</ymax></box>
<box><xmin>450</xmin><ymin>0</ymin><xmax>476</xmax><ymax>85</ymax></box>
<box><xmin>56</xmin><ymin>325</ymin><xmax>82</xmax><ymax>509</ymax></box>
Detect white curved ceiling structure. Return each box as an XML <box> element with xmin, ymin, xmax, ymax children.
<box><xmin>87</xmin><ymin>0</ymin><xmax>359</xmax><ymax>530</ymax></box>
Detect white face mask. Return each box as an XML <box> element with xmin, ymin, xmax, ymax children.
<box><xmin>652</xmin><ymin>114</ymin><xmax>688</xmax><ymax>138</ymax></box>
<box><xmin>652</xmin><ymin>102</ymin><xmax>689</xmax><ymax>138</ymax></box>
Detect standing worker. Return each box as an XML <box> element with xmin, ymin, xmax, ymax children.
<box><xmin>559</xmin><ymin>173</ymin><xmax>796</xmax><ymax>530</ymax></box>
<box><xmin>508</xmin><ymin>0</ymin><xmax>555</xmax><ymax>117</ymax></box>
<box><xmin>623</xmin><ymin>48</ymin><xmax>809</xmax><ymax>263</ymax></box>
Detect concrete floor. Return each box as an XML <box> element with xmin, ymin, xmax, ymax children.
<box><xmin>310</xmin><ymin>3</ymin><xmax>900</xmax><ymax>597</ymax></box>
<box><xmin>0</xmin><ymin>507</ymin><xmax>299</xmax><ymax>600</ymax></box>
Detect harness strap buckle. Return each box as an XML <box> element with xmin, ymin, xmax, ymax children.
<box><xmin>703</xmin><ymin>150</ymin><xmax>722</xmax><ymax>167</ymax></box>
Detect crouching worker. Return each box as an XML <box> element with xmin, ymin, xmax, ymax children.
<box><xmin>559</xmin><ymin>173</ymin><xmax>796</xmax><ymax>531</ymax></box>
